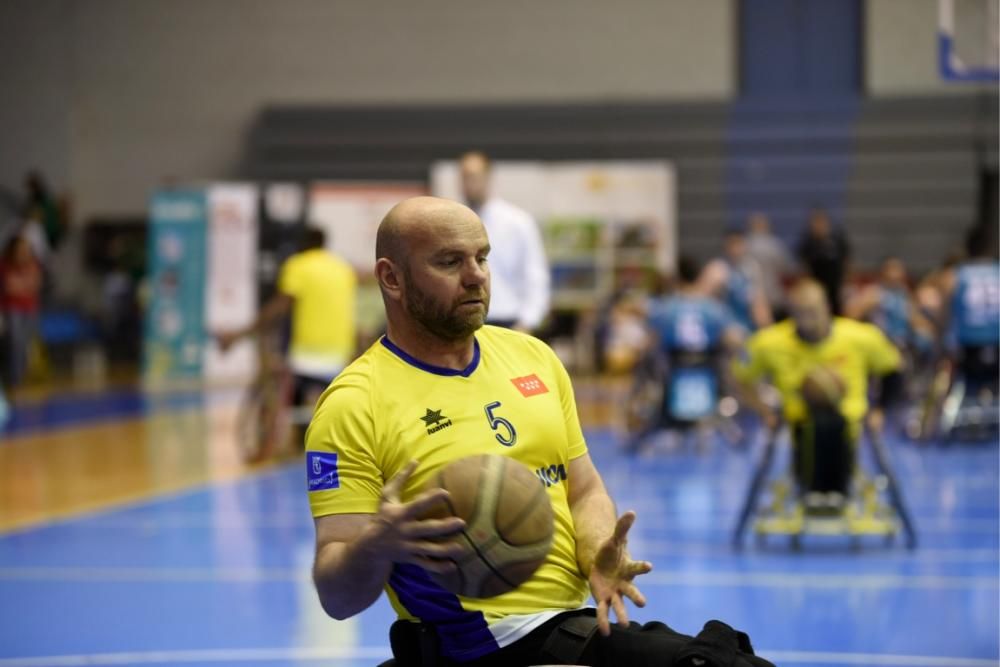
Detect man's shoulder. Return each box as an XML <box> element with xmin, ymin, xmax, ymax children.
<box><xmin>751</xmin><ymin>319</ymin><xmax>796</xmax><ymax>346</ymax></box>
<box><xmin>833</xmin><ymin>317</ymin><xmax>883</xmax><ymax>342</ymax></box>
<box><xmin>315</xmin><ymin>342</ymin><xmax>381</xmax><ymax>405</ymax></box>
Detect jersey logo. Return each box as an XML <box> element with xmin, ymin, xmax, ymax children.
<box><xmin>306</xmin><ymin>452</ymin><xmax>340</xmax><ymax>492</ymax></box>
<box><xmin>421</xmin><ymin>408</ymin><xmax>453</xmax><ymax>435</ymax></box>
<box><xmin>536</xmin><ymin>463</ymin><xmax>567</xmax><ymax>488</ymax></box>
<box><xmin>511</xmin><ymin>374</ymin><xmax>548</xmax><ymax>397</ymax></box>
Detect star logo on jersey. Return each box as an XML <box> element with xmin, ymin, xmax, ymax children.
<box><xmin>421</xmin><ymin>408</ymin><xmax>453</xmax><ymax>435</ymax></box>
<box><xmin>511</xmin><ymin>374</ymin><xmax>549</xmax><ymax>397</ymax></box>
<box><xmin>421</xmin><ymin>408</ymin><xmax>445</xmax><ymax>426</ymax></box>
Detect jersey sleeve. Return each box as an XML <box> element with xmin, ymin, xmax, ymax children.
<box><xmin>543</xmin><ymin>343</ymin><xmax>588</xmax><ymax>461</ymax></box>
<box><xmin>305</xmin><ymin>375</ymin><xmax>383</xmax><ymax>517</ymax></box>
<box><xmin>857</xmin><ymin>323</ymin><xmax>902</xmax><ymax>376</ymax></box>
<box><xmin>276</xmin><ymin>255</ymin><xmax>302</xmax><ymax>298</ymax></box>
<box><xmin>732</xmin><ymin>330</ymin><xmax>769</xmax><ymax>384</ymax></box>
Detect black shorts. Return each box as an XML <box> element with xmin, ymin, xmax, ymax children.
<box><xmin>791</xmin><ymin>407</ymin><xmax>855</xmax><ymax>495</ymax></box>
<box><xmin>389</xmin><ymin>608</ymin><xmax>773</xmax><ymax>667</ymax></box>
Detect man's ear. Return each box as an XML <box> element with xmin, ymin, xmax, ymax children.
<box><xmin>375</xmin><ymin>257</ymin><xmax>402</xmax><ymax>300</ymax></box>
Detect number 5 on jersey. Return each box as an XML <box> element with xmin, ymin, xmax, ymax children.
<box><xmin>484</xmin><ymin>401</ymin><xmax>517</xmax><ymax>447</ymax></box>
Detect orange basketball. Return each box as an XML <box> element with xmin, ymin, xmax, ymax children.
<box><xmin>800</xmin><ymin>365</ymin><xmax>847</xmax><ymax>408</ymax></box>
<box><xmin>420</xmin><ymin>454</ymin><xmax>554</xmax><ymax>598</ymax></box>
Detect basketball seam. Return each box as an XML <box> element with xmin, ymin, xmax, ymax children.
<box><xmin>457</xmin><ymin>523</ymin><xmax>517</xmax><ymax>593</ymax></box>
<box><xmin>495</xmin><ymin>476</ymin><xmax>550</xmax><ymax>548</ymax></box>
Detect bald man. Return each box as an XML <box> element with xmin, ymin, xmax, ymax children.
<box><xmin>734</xmin><ymin>280</ymin><xmax>901</xmax><ymax>497</ymax></box>
<box><xmin>305</xmin><ymin>197</ymin><xmax>772</xmax><ymax>666</ymax></box>
<box><xmin>459</xmin><ymin>152</ymin><xmax>550</xmax><ymax>332</ymax></box>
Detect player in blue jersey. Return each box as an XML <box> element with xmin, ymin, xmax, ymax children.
<box><xmin>847</xmin><ymin>257</ymin><xmax>931</xmax><ymax>352</ymax></box>
<box><xmin>949</xmin><ymin>227</ymin><xmax>1000</xmax><ymax>393</ymax></box>
<box><xmin>626</xmin><ymin>256</ymin><xmax>745</xmax><ymax>453</ymax></box>
<box><xmin>702</xmin><ymin>228</ymin><xmax>772</xmax><ymax>332</ymax></box>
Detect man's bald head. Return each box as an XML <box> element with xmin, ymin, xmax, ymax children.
<box><xmin>376</xmin><ymin>196</ymin><xmax>478</xmax><ymax>265</ymax></box>
<box><xmin>789</xmin><ymin>279</ymin><xmax>832</xmax><ymax>342</ymax></box>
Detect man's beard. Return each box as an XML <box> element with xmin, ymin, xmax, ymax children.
<box><xmin>404</xmin><ymin>274</ymin><xmax>489</xmax><ymax>342</ymax></box>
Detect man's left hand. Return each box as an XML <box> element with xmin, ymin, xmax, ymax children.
<box><xmin>589</xmin><ymin>510</ymin><xmax>653</xmax><ymax>636</ymax></box>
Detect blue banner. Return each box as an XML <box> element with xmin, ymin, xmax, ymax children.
<box><xmin>144</xmin><ymin>190</ymin><xmax>208</xmax><ymax>382</ymax></box>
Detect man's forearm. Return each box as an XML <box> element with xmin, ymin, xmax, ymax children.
<box><xmin>571</xmin><ymin>489</ymin><xmax>617</xmax><ymax>578</ymax></box>
<box><xmin>313</xmin><ymin>526</ymin><xmax>392</xmax><ymax>620</ymax></box>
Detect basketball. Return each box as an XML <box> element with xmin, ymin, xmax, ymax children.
<box><xmin>420</xmin><ymin>454</ymin><xmax>554</xmax><ymax>598</ymax></box>
<box><xmin>800</xmin><ymin>365</ymin><xmax>847</xmax><ymax>408</ymax></box>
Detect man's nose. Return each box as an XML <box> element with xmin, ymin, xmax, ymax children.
<box><xmin>463</xmin><ymin>258</ymin><xmax>488</xmax><ymax>285</ymax></box>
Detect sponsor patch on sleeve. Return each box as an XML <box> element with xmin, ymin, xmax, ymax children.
<box><xmin>306</xmin><ymin>452</ymin><xmax>340</xmax><ymax>492</ymax></box>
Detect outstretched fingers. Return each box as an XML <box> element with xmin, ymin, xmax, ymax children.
<box><xmin>612</xmin><ymin>510</ymin><xmax>637</xmax><ymax>544</ymax></box>
<box><xmin>621</xmin><ymin>582</ymin><xmax>647</xmax><ymax>608</ymax></box>
<box><xmin>596</xmin><ymin>599</ymin><xmax>611</xmax><ymax>637</ymax></box>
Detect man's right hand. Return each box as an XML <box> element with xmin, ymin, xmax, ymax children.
<box><xmin>361</xmin><ymin>460</ymin><xmax>467</xmax><ymax>572</ymax></box>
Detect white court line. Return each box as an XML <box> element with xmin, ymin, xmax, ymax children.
<box><xmin>762</xmin><ymin>650</ymin><xmax>999</xmax><ymax>666</ymax></box>
<box><xmin>0</xmin><ymin>647</ymin><xmax>996</xmax><ymax>667</ymax></box>
<box><xmin>0</xmin><ymin>567</ymin><xmax>996</xmax><ymax>591</ymax></box>
<box><xmin>638</xmin><ymin>543</ymin><xmax>1000</xmax><ymax>563</ymax></box>
<box><xmin>643</xmin><ymin>571</ymin><xmax>998</xmax><ymax>590</ymax></box>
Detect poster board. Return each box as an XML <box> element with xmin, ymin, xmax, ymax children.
<box><xmin>431</xmin><ymin>161</ymin><xmax>676</xmax><ymax>310</ymax></box>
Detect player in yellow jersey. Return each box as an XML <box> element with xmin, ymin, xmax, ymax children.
<box><xmin>305</xmin><ymin>197</ymin><xmax>773</xmax><ymax>667</ymax></box>
<box><xmin>218</xmin><ymin>227</ymin><xmax>357</xmax><ymax>454</ymax></box>
<box><xmin>733</xmin><ymin>280</ymin><xmax>901</xmax><ymax>498</ymax></box>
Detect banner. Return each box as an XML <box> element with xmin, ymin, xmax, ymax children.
<box><xmin>430</xmin><ymin>160</ymin><xmax>675</xmax><ymax>310</ymax></box>
<box><xmin>203</xmin><ymin>184</ymin><xmax>259</xmax><ymax>384</ymax></box>
<box><xmin>144</xmin><ymin>190</ymin><xmax>208</xmax><ymax>383</ymax></box>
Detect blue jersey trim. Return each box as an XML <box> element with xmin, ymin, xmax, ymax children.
<box><xmin>380</xmin><ymin>336</ymin><xmax>481</xmax><ymax>378</ymax></box>
<box><xmin>389</xmin><ymin>564</ymin><xmax>498</xmax><ymax>660</ymax></box>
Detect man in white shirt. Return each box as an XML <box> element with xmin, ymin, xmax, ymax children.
<box><xmin>460</xmin><ymin>151</ymin><xmax>550</xmax><ymax>332</ymax></box>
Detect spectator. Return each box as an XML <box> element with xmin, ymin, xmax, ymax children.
<box><xmin>23</xmin><ymin>170</ymin><xmax>64</xmax><ymax>250</ymax></box>
<box><xmin>745</xmin><ymin>212</ymin><xmax>794</xmax><ymax>319</ymax></box>
<box><xmin>0</xmin><ymin>233</ymin><xmax>43</xmax><ymax>388</ymax></box>
<box><xmin>459</xmin><ymin>151</ymin><xmax>550</xmax><ymax>333</ymax></box>
<box><xmin>797</xmin><ymin>208</ymin><xmax>849</xmax><ymax>315</ymax></box>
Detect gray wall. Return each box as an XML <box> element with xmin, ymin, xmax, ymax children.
<box><xmin>0</xmin><ymin>1</ymin><xmax>72</xmax><ymax>199</ymax></box>
<box><xmin>3</xmin><ymin>0</ymin><xmax>994</xmax><ymax>225</ymax></box>
<box><xmin>1</xmin><ymin>0</ymin><xmax>737</xmax><ymax>223</ymax></box>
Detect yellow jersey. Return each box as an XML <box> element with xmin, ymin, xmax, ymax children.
<box><xmin>277</xmin><ymin>248</ymin><xmax>356</xmax><ymax>377</ymax></box>
<box><xmin>734</xmin><ymin>318</ymin><xmax>900</xmax><ymax>424</ymax></box>
<box><xmin>305</xmin><ymin>326</ymin><xmax>590</xmax><ymax>661</ymax></box>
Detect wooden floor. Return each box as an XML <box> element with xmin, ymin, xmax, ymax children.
<box><xmin>0</xmin><ymin>375</ymin><xmax>631</xmax><ymax>535</ymax></box>
<box><xmin>0</xmin><ymin>392</ymin><xmax>264</xmax><ymax>533</ymax></box>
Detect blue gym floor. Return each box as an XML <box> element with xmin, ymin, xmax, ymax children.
<box><xmin>0</xmin><ymin>398</ymin><xmax>997</xmax><ymax>666</ymax></box>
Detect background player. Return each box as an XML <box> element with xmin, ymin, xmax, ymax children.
<box><xmin>701</xmin><ymin>228</ymin><xmax>772</xmax><ymax>331</ymax></box>
<box><xmin>627</xmin><ymin>255</ymin><xmax>745</xmax><ymax>453</ymax></box>
<box><xmin>306</xmin><ymin>196</ymin><xmax>771</xmax><ymax>666</ymax></box>
<box><xmin>734</xmin><ymin>280</ymin><xmax>900</xmax><ymax>502</ymax></box>
<box><xmin>217</xmin><ymin>227</ymin><xmax>357</xmax><ymax>442</ymax></box>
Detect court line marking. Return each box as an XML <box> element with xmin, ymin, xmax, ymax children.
<box><xmin>642</xmin><ymin>570</ymin><xmax>999</xmax><ymax>590</ymax></box>
<box><xmin>0</xmin><ymin>566</ymin><xmax>995</xmax><ymax>591</ymax></box>
<box><xmin>0</xmin><ymin>647</ymin><xmax>995</xmax><ymax>667</ymax></box>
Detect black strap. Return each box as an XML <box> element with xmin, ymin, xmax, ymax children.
<box><xmin>540</xmin><ymin>613</ymin><xmax>600</xmax><ymax>663</ymax></box>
